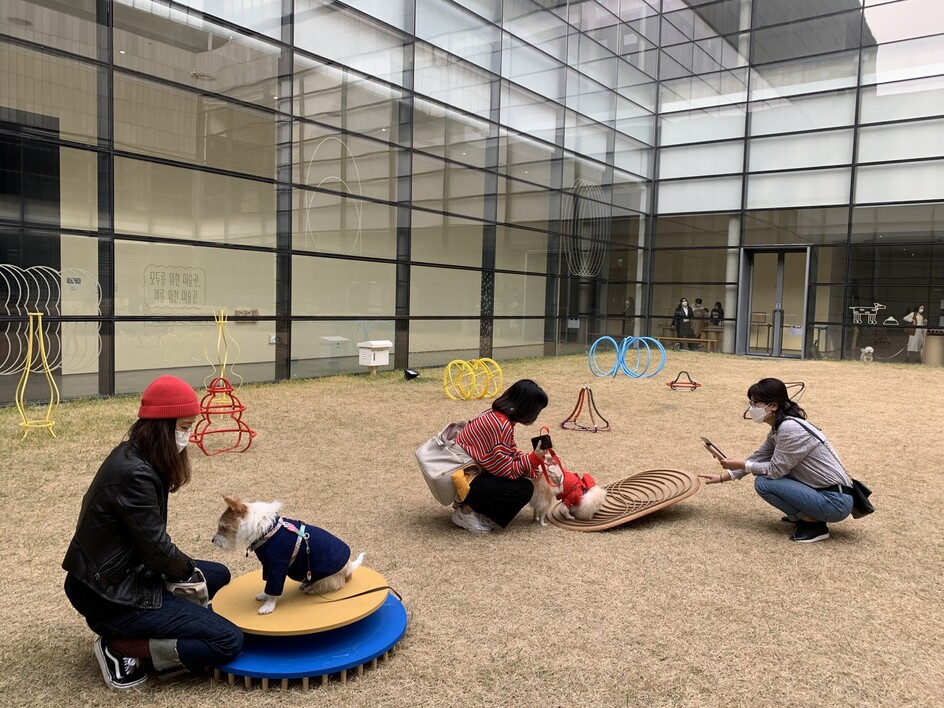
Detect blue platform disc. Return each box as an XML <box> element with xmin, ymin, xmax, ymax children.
<box><xmin>215</xmin><ymin>594</ymin><xmax>407</xmax><ymax>679</ymax></box>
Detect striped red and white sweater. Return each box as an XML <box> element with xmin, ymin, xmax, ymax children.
<box><xmin>455</xmin><ymin>409</ymin><xmax>543</xmax><ymax>479</ymax></box>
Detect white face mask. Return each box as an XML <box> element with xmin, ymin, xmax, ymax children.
<box><xmin>681</xmin><ymin>301</ymin><xmax>688</xmax><ymax>308</ymax></box>
<box><xmin>175</xmin><ymin>428</ymin><xmax>192</xmax><ymax>452</ymax></box>
<box><xmin>748</xmin><ymin>403</ymin><xmax>772</xmax><ymax>424</ymax></box>
<box><xmin>918</xmin><ymin>307</ymin><xmax>925</xmax><ymax>314</ymax></box>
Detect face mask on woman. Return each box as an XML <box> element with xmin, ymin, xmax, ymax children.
<box><xmin>175</xmin><ymin>428</ymin><xmax>192</xmax><ymax>452</ymax></box>
<box><xmin>681</xmin><ymin>301</ymin><xmax>688</xmax><ymax>308</ymax></box>
<box><xmin>918</xmin><ymin>307</ymin><xmax>925</xmax><ymax>314</ymax></box>
<box><xmin>747</xmin><ymin>403</ymin><xmax>772</xmax><ymax>424</ymax></box>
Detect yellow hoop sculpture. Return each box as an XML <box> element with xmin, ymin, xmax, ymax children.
<box><xmin>15</xmin><ymin>312</ymin><xmax>60</xmax><ymax>439</ymax></box>
<box><xmin>442</xmin><ymin>358</ymin><xmax>504</xmax><ymax>400</ymax></box>
<box><xmin>473</xmin><ymin>358</ymin><xmax>503</xmax><ymax>398</ymax></box>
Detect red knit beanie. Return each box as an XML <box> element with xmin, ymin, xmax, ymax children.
<box><xmin>138</xmin><ymin>375</ymin><xmax>200</xmax><ymax>419</ymax></box>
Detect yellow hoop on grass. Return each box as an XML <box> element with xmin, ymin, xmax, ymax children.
<box><xmin>442</xmin><ymin>358</ymin><xmax>503</xmax><ymax>400</ymax></box>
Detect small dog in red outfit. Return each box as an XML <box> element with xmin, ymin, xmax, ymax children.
<box><xmin>557</xmin><ymin>469</ymin><xmax>607</xmax><ymax>520</ymax></box>
<box><xmin>529</xmin><ymin>448</ymin><xmax>607</xmax><ymax>523</ymax></box>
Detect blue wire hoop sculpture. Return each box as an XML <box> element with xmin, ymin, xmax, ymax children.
<box><xmin>589</xmin><ymin>336</ymin><xmax>667</xmax><ymax>378</ymax></box>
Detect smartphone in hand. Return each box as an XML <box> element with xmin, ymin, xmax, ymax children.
<box><xmin>531</xmin><ymin>434</ymin><xmax>553</xmax><ymax>450</ymax></box>
<box><xmin>701</xmin><ymin>436</ymin><xmax>726</xmax><ymax>460</ymax></box>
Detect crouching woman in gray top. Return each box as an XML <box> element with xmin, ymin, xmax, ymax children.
<box><xmin>698</xmin><ymin>377</ymin><xmax>853</xmax><ymax>543</ymax></box>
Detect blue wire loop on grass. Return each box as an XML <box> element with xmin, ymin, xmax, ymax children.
<box><xmin>588</xmin><ymin>336</ymin><xmax>666</xmax><ymax>378</ymax></box>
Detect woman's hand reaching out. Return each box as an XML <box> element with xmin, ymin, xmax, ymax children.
<box><xmin>698</xmin><ymin>456</ymin><xmax>745</xmax><ymax>484</ymax></box>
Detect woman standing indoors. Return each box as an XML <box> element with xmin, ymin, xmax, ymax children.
<box><xmin>698</xmin><ymin>378</ymin><xmax>853</xmax><ymax>543</ymax></box>
<box><xmin>902</xmin><ymin>304</ymin><xmax>927</xmax><ymax>363</ymax></box>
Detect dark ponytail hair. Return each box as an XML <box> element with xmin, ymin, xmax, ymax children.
<box><xmin>126</xmin><ymin>418</ymin><xmax>192</xmax><ymax>492</ymax></box>
<box><xmin>746</xmin><ymin>377</ymin><xmax>806</xmax><ymax>430</ymax></box>
<box><xmin>492</xmin><ymin>379</ymin><xmax>548</xmax><ymax>425</ymax></box>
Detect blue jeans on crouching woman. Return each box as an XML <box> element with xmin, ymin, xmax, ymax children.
<box><xmin>65</xmin><ymin>559</ymin><xmax>243</xmax><ymax>671</ymax></box>
<box><xmin>754</xmin><ymin>475</ymin><xmax>853</xmax><ymax>523</ymax></box>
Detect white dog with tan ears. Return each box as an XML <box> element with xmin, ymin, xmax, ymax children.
<box><xmin>212</xmin><ymin>497</ymin><xmax>363</xmax><ymax>614</ymax></box>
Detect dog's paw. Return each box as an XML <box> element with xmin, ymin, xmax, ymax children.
<box><xmin>255</xmin><ymin>591</ymin><xmax>267</xmax><ymax>602</ymax></box>
<box><xmin>257</xmin><ymin>598</ymin><xmax>277</xmax><ymax>615</ymax></box>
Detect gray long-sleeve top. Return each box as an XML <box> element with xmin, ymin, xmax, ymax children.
<box><xmin>731</xmin><ymin>417</ymin><xmax>851</xmax><ymax>488</ymax></box>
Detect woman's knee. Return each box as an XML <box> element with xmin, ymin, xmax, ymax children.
<box><xmin>752</xmin><ymin>475</ymin><xmax>775</xmax><ymax>498</ymax></box>
<box><xmin>218</xmin><ymin>625</ymin><xmax>244</xmax><ymax>659</ymax></box>
<box><xmin>205</xmin><ymin>620</ymin><xmax>244</xmax><ymax>661</ymax></box>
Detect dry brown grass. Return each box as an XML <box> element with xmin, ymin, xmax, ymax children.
<box><xmin>1</xmin><ymin>351</ymin><xmax>942</xmax><ymax>708</ymax></box>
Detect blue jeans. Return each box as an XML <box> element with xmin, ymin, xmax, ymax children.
<box><xmin>65</xmin><ymin>560</ymin><xmax>243</xmax><ymax>671</ymax></box>
<box><xmin>754</xmin><ymin>476</ymin><xmax>853</xmax><ymax>523</ymax></box>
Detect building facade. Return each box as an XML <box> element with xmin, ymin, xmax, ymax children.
<box><xmin>1</xmin><ymin>0</ymin><xmax>942</xmax><ymax>400</ymax></box>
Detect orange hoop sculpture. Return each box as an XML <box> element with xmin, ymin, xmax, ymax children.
<box><xmin>560</xmin><ymin>385</ymin><xmax>611</xmax><ymax>432</ymax></box>
<box><xmin>666</xmin><ymin>371</ymin><xmax>701</xmax><ymax>392</ymax></box>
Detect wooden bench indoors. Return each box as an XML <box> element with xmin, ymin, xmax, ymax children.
<box><xmin>657</xmin><ymin>337</ymin><xmax>717</xmax><ymax>352</ymax></box>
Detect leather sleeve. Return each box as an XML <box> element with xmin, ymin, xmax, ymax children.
<box><xmin>114</xmin><ymin>465</ymin><xmax>195</xmax><ymax>582</ymax></box>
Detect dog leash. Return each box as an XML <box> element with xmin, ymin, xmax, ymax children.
<box><xmin>308</xmin><ymin>585</ymin><xmax>402</xmax><ymax>603</ymax></box>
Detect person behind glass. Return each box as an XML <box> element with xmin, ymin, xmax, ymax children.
<box><xmin>697</xmin><ymin>377</ymin><xmax>853</xmax><ymax>543</ymax></box>
<box><xmin>451</xmin><ymin>379</ymin><xmax>549</xmax><ymax>533</ymax></box>
<box><xmin>63</xmin><ymin>375</ymin><xmax>243</xmax><ymax>690</ymax></box>
<box><xmin>692</xmin><ymin>298</ymin><xmax>709</xmax><ymax>338</ymax></box>
<box><xmin>709</xmin><ymin>301</ymin><xmax>724</xmax><ymax>326</ymax></box>
<box><xmin>672</xmin><ymin>297</ymin><xmax>697</xmax><ymax>349</ymax></box>
<box><xmin>902</xmin><ymin>304</ymin><xmax>927</xmax><ymax>363</ymax></box>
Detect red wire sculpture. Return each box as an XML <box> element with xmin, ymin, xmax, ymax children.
<box><xmin>666</xmin><ymin>371</ymin><xmax>701</xmax><ymax>392</ymax></box>
<box><xmin>191</xmin><ymin>376</ymin><xmax>256</xmax><ymax>456</ymax></box>
<box><xmin>560</xmin><ymin>385</ymin><xmax>611</xmax><ymax>432</ymax></box>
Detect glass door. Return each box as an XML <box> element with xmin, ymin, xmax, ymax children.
<box><xmin>746</xmin><ymin>250</ymin><xmax>808</xmax><ymax>357</ymax></box>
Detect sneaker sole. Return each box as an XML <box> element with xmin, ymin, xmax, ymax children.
<box><xmin>791</xmin><ymin>532</ymin><xmax>829</xmax><ymax>543</ymax></box>
<box><xmin>451</xmin><ymin>512</ymin><xmax>491</xmax><ymax>533</ymax></box>
<box><xmin>93</xmin><ymin>639</ymin><xmax>149</xmax><ymax>690</ymax></box>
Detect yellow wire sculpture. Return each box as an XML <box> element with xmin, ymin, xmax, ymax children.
<box><xmin>442</xmin><ymin>358</ymin><xmax>503</xmax><ymax>400</ymax></box>
<box><xmin>203</xmin><ymin>310</ymin><xmax>244</xmax><ymax>395</ymax></box>
<box><xmin>191</xmin><ymin>310</ymin><xmax>256</xmax><ymax>456</ymax></box>
<box><xmin>14</xmin><ymin>312</ymin><xmax>60</xmax><ymax>439</ymax></box>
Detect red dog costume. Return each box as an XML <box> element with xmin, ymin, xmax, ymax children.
<box><xmin>557</xmin><ymin>470</ymin><xmax>597</xmax><ymax>510</ymax></box>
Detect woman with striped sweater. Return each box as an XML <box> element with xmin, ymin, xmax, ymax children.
<box><xmin>452</xmin><ymin>379</ymin><xmax>549</xmax><ymax>533</ymax></box>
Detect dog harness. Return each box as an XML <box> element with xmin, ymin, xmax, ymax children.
<box><xmin>247</xmin><ymin>517</ymin><xmax>313</xmax><ymax>582</ymax></box>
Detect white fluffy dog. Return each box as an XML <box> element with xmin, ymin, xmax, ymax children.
<box><xmin>529</xmin><ymin>463</ymin><xmax>564</xmax><ymax>526</ymax></box>
<box><xmin>212</xmin><ymin>497</ymin><xmax>363</xmax><ymax>614</ymax></box>
<box><xmin>860</xmin><ymin>346</ymin><xmax>874</xmax><ymax>362</ymax></box>
<box><xmin>529</xmin><ymin>457</ymin><xmax>607</xmax><ymax>523</ymax></box>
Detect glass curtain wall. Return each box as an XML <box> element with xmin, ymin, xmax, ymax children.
<box><xmin>652</xmin><ymin>0</ymin><xmax>944</xmax><ymax>363</ymax></box>
<box><xmin>0</xmin><ymin>0</ymin><xmax>654</xmax><ymax>400</ymax></box>
<box><xmin>4</xmin><ymin>1</ymin><xmax>943</xmax><ymax>404</ymax></box>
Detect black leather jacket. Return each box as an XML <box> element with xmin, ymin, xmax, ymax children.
<box><xmin>62</xmin><ymin>441</ymin><xmax>195</xmax><ymax>609</ymax></box>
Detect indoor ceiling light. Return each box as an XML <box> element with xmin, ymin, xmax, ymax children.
<box><xmin>6</xmin><ymin>17</ymin><xmax>33</xmax><ymax>27</ymax></box>
<box><xmin>191</xmin><ymin>69</ymin><xmax>216</xmax><ymax>81</ymax></box>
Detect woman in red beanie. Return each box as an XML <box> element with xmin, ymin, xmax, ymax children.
<box><xmin>63</xmin><ymin>375</ymin><xmax>243</xmax><ymax>690</ymax></box>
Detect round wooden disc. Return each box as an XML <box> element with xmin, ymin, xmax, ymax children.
<box><xmin>212</xmin><ymin>566</ymin><xmax>389</xmax><ymax>636</ymax></box>
<box><xmin>548</xmin><ymin>468</ymin><xmax>701</xmax><ymax>532</ymax></box>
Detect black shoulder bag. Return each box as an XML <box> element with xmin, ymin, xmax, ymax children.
<box><xmin>794</xmin><ymin>419</ymin><xmax>875</xmax><ymax>519</ymax></box>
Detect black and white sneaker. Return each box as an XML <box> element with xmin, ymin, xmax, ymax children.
<box><xmin>790</xmin><ymin>521</ymin><xmax>829</xmax><ymax>543</ymax></box>
<box><xmin>93</xmin><ymin>636</ymin><xmax>149</xmax><ymax>690</ymax></box>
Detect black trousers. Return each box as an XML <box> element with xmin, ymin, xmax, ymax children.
<box><xmin>464</xmin><ymin>473</ymin><xmax>534</xmax><ymax>528</ymax></box>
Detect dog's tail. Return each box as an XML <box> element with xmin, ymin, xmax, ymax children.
<box><xmin>574</xmin><ymin>485</ymin><xmax>608</xmax><ymax>520</ymax></box>
<box><xmin>351</xmin><ymin>551</ymin><xmax>365</xmax><ymax>570</ymax></box>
